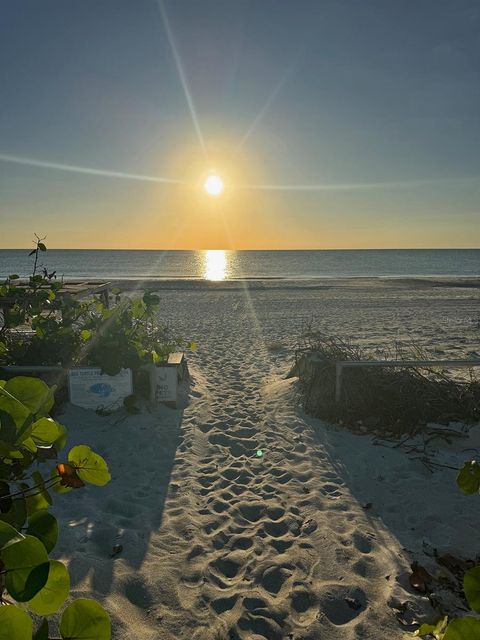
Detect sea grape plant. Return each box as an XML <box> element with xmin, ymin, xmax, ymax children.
<box><xmin>0</xmin><ymin>375</ymin><xmax>111</xmax><ymax>639</ymax></box>
<box><xmin>413</xmin><ymin>463</ymin><xmax>480</xmax><ymax>638</ymax></box>
<box><xmin>0</xmin><ymin>237</ymin><xmax>187</xmax><ymax>376</ymax></box>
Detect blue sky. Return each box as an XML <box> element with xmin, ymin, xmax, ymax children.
<box><xmin>1</xmin><ymin>0</ymin><xmax>479</xmax><ymax>248</ymax></box>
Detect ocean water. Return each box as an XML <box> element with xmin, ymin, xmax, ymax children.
<box><xmin>0</xmin><ymin>249</ymin><xmax>478</xmax><ymax>281</ymax></box>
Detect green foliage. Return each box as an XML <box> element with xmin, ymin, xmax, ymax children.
<box><xmin>0</xmin><ymin>376</ymin><xmax>111</xmax><ymax>639</ymax></box>
<box><xmin>0</xmin><ymin>606</ymin><xmax>33</xmax><ymax>640</ymax></box>
<box><xmin>414</xmin><ymin>617</ymin><xmax>448</xmax><ymax>639</ymax></box>
<box><xmin>68</xmin><ymin>445</ymin><xmax>111</xmax><ymax>486</ymax></box>
<box><xmin>0</xmin><ymin>239</ymin><xmax>186</xmax><ymax>378</ymax></box>
<box><xmin>464</xmin><ymin>566</ymin><xmax>480</xmax><ymax>613</ymax></box>
<box><xmin>443</xmin><ymin>618</ymin><xmax>480</xmax><ymax>640</ymax></box>
<box><xmin>456</xmin><ymin>460</ymin><xmax>480</xmax><ymax>495</ymax></box>
<box><xmin>59</xmin><ymin>599</ymin><xmax>111</xmax><ymax>639</ymax></box>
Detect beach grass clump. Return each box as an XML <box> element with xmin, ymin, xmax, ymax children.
<box><xmin>292</xmin><ymin>331</ymin><xmax>480</xmax><ymax>433</ymax></box>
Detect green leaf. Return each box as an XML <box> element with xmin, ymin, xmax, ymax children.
<box><xmin>464</xmin><ymin>566</ymin><xmax>480</xmax><ymax>613</ymax></box>
<box><xmin>27</xmin><ymin>510</ymin><xmax>58</xmax><ymax>553</ymax></box>
<box><xmin>34</xmin><ymin>619</ymin><xmax>49</xmax><ymax>640</ymax></box>
<box><xmin>30</xmin><ymin>416</ymin><xmax>65</xmax><ymax>446</ymax></box>
<box><xmin>0</xmin><ymin>341</ymin><xmax>6</xmax><ymax>354</ymax></box>
<box><xmin>1</xmin><ymin>535</ymin><xmax>49</xmax><ymax>601</ymax></box>
<box><xmin>68</xmin><ymin>445</ymin><xmax>111</xmax><ymax>486</ymax></box>
<box><xmin>188</xmin><ymin>340</ymin><xmax>197</xmax><ymax>351</ymax></box>
<box><xmin>24</xmin><ymin>475</ymin><xmax>52</xmax><ymax>516</ymax></box>
<box><xmin>0</xmin><ymin>387</ymin><xmax>31</xmax><ymax>428</ymax></box>
<box><xmin>457</xmin><ymin>460</ymin><xmax>480</xmax><ymax>494</ymax></box>
<box><xmin>414</xmin><ymin>616</ymin><xmax>448</xmax><ymax>639</ymax></box>
<box><xmin>0</xmin><ymin>494</ymin><xmax>27</xmax><ymax>528</ymax></box>
<box><xmin>80</xmin><ymin>329</ymin><xmax>92</xmax><ymax>341</ymax></box>
<box><xmin>0</xmin><ymin>520</ymin><xmax>24</xmax><ymax>550</ymax></box>
<box><xmin>0</xmin><ymin>408</ymin><xmax>17</xmax><ymax>444</ymax></box>
<box><xmin>444</xmin><ymin>617</ymin><xmax>480</xmax><ymax>640</ymax></box>
<box><xmin>22</xmin><ymin>435</ymin><xmax>37</xmax><ymax>453</ymax></box>
<box><xmin>131</xmin><ymin>299</ymin><xmax>145</xmax><ymax>319</ymax></box>
<box><xmin>4</xmin><ymin>376</ymin><xmax>54</xmax><ymax>417</ymax></box>
<box><xmin>111</xmin><ymin>287</ymin><xmax>121</xmax><ymax>295</ymax></box>
<box><xmin>60</xmin><ymin>598</ymin><xmax>111</xmax><ymax>640</ymax></box>
<box><xmin>28</xmin><ymin>560</ymin><xmax>70</xmax><ymax>615</ymax></box>
<box><xmin>8</xmin><ymin>274</ymin><xmax>20</xmax><ymax>280</ymax></box>
<box><xmin>37</xmin><ymin>242</ymin><xmax>47</xmax><ymax>252</ymax></box>
<box><xmin>0</xmin><ymin>605</ymin><xmax>33</xmax><ymax>640</ymax></box>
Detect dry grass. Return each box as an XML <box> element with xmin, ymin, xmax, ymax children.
<box><xmin>292</xmin><ymin>331</ymin><xmax>480</xmax><ymax>434</ymax></box>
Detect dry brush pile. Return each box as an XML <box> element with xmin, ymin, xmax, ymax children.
<box><xmin>291</xmin><ymin>332</ymin><xmax>480</xmax><ymax>433</ymax></box>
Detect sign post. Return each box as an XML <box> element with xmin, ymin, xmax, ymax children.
<box><xmin>68</xmin><ymin>368</ymin><xmax>133</xmax><ymax>410</ymax></box>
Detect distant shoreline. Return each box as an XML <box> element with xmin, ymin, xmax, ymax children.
<box><xmin>94</xmin><ymin>276</ymin><xmax>480</xmax><ymax>291</ymax></box>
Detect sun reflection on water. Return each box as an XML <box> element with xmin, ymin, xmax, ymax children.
<box><xmin>204</xmin><ymin>250</ymin><xmax>227</xmax><ymax>281</ymax></box>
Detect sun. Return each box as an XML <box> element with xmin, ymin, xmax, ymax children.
<box><xmin>203</xmin><ymin>173</ymin><xmax>224</xmax><ymax>197</ymax></box>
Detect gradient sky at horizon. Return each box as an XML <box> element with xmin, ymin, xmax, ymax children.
<box><xmin>1</xmin><ymin>0</ymin><xmax>479</xmax><ymax>249</ymax></box>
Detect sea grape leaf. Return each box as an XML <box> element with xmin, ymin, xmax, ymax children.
<box><xmin>1</xmin><ymin>534</ymin><xmax>50</xmax><ymax>601</ymax></box>
<box><xmin>34</xmin><ymin>619</ymin><xmax>49</xmax><ymax>640</ymax></box>
<box><xmin>68</xmin><ymin>445</ymin><xmax>111</xmax><ymax>486</ymax></box>
<box><xmin>60</xmin><ymin>598</ymin><xmax>111</xmax><ymax>640</ymax></box>
<box><xmin>0</xmin><ymin>605</ymin><xmax>33</xmax><ymax>640</ymax></box>
<box><xmin>464</xmin><ymin>566</ymin><xmax>480</xmax><ymax>613</ymax></box>
<box><xmin>28</xmin><ymin>560</ymin><xmax>70</xmax><ymax>615</ymax></box>
<box><xmin>30</xmin><ymin>416</ymin><xmax>65</xmax><ymax>446</ymax></box>
<box><xmin>0</xmin><ymin>519</ymin><xmax>24</xmax><ymax>550</ymax></box>
<box><xmin>457</xmin><ymin>460</ymin><xmax>480</xmax><ymax>495</ymax></box>
<box><xmin>21</xmin><ymin>435</ymin><xmax>37</xmax><ymax>453</ymax></box>
<box><xmin>0</xmin><ymin>408</ymin><xmax>17</xmax><ymax>443</ymax></box>
<box><xmin>414</xmin><ymin>616</ymin><xmax>448</xmax><ymax>638</ymax></box>
<box><xmin>4</xmin><ymin>376</ymin><xmax>54</xmax><ymax>416</ymax></box>
<box><xmin>27</xmin><ymin>510</ymin><xmax>58</xmax><ymax>552</ymax></box>
<box><xmin>24</xmin><ymin>476</ymin><xmax>52</xmax><ymax>516</ymax></box>
<box><xmin>0</xmin><ymin>494</ymin><xmax>27</xmax><ymax>528</ymax></box>
<box><xmin>80</xmin><ymin>329</ymin><xmax>92</xmax><ymax>341</ymax></box>
<box><xmin>0</xmin><ymin>386</ymin><xmax>31</xmax><ymax>427</ymax></box>
<box><xmin>444</xmin><ymin>617</ymin><xmax>480</xmax><ymax>640</ymax></box>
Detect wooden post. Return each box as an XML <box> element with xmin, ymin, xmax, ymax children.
<box><xmin>335</xmin><ymin>363</ymin><xmax>343</xmax><ymax>403</ymax></box>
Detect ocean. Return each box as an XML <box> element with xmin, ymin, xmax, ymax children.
<box><xmin>0</xmin><ymin>249</ymin><xmax>479</xmax><ymax>281</ymax></box>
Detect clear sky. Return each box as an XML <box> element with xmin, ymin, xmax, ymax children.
<box><xmin>1</xmin><ymin>0</ymin><xmax>479</xmax><ymax>249</ymax></box>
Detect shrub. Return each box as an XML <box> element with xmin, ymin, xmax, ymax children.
<box><xmin>0</xmin><ymin>239</ymin><xmax>184</xmax><ymax>376</ymax></box>
<box><xmin>0</xmin><ymin>375</ymin><xmax>111</xmax><ymax>639</ymax></box>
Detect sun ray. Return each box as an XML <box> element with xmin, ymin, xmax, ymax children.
<box><xmin>0</xmin><ymin>153</ymin><xmax>184</xmax><ymax>184</ymax></box>
<box><xmin>236</xmin><ymin>175</ymin><xmax>480</xmax><ymax>192</ymax></box>
<box><xmin>237</xmin><ymin>66</ymin><xmax>294</xmax><ymax>151</ymax></box>
<box><xmin>236</xmin><ymin>47</ymin><xmax>305</xmax><ymax>152</ymax></box>
<box><xmin>157</xmin><ymin>0</ymin><xmax>207</xmax><ymax>157</ymax></box>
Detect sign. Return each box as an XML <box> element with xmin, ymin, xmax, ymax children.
<box><xmin>68</xmin><ymin>368</ymin><xmax>133</xmax><ymax>410</ymax></box>
<box><xmin>155</xmin><ymin>366</ymin><xmax>178</xmax><ymax>403</ymax></box>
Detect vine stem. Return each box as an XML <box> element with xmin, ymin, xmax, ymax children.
<box><xmin>0</xmin><ymin>475</ymin><xmax>61</xmax><ymax>502</ymax></box>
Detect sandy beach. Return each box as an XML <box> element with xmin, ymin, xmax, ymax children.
<box><xmin>51</xmin><ymin>278</ymin><xmax>480</xmax><ymax>639</ymax></box>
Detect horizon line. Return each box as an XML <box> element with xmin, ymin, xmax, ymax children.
<box><xmin>1</xmin><ymin>247</ymin><xmax>479</xmax><ymax>252</ymax></box>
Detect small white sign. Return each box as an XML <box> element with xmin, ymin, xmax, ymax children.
<box><xmin>155</xmin><ymin>366</ymin><xmax>178</xmax><ymax>403</ymax></box>
<box><xmin>69</xmin><ymin>368</ymin><xmax>133</xmax><ymax>410</ymax></box>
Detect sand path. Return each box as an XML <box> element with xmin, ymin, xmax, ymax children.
<box><xmin>131</xmin><ymin>311</ymin><xmax>409</xmax><ymax>640</ymax></box>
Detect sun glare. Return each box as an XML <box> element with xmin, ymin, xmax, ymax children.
<box><xmin>203</xmin><ymin>173</ymin><xmax>224</xmax><ymax>197</ymax></box>
<box><xmin>204</xmin><ymin>249</ymin><xmax>227</xmax><ymax>280</ymax></box>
